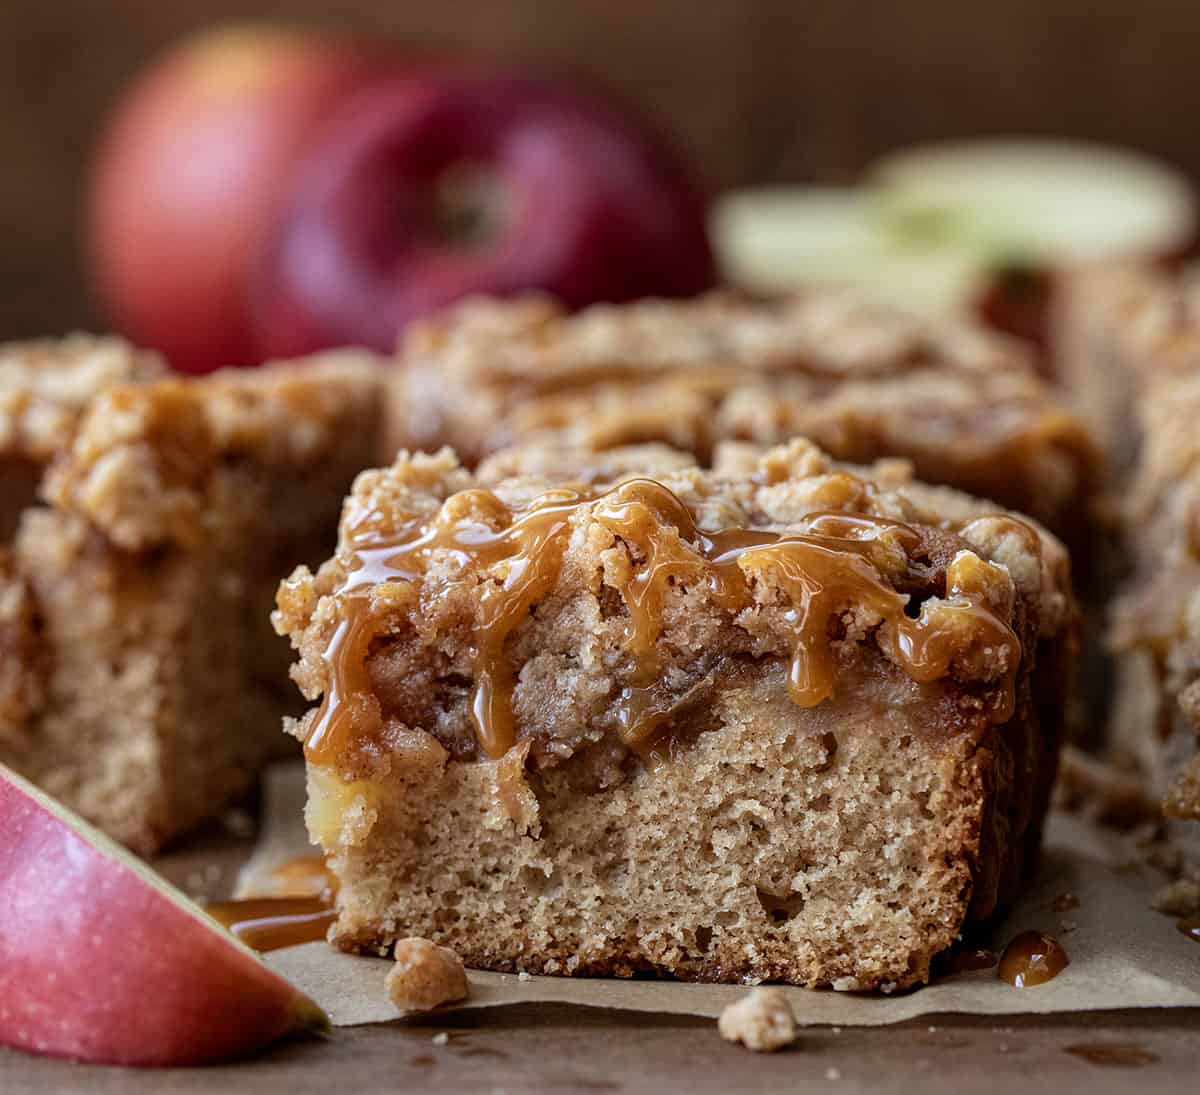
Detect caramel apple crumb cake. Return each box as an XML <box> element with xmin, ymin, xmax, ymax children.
<box><xmin>275</xmin><ymin>439</ymin><xmax>1076</xmax><ymax>989</ymax></box>
<box><xmin>0</xmin><ymin>345</ymin><xmax>383</xmax><ymax>852</ymax></box>
<box><xmin>1057</xmin><ymin>265</ymin><xmax>1200</xmax><ymax>827</ymax></box>
<box><xmin>389</xmin><ymin>289</ymin><xmax>1098</xmax><ymax>540</ymax></box>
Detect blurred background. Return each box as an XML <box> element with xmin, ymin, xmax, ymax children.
<box><xmin>3</xmin><ymin>0</ymin><xmax>1199</xmax><ymax>339</ymax></box>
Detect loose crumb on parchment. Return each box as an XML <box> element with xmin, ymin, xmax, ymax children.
<box><xmin>387</xmin><ymin>937</ymin><xmax>470</xmax><ymax>1014</ymax></box>
<box><xmin>717</xmin><ymin>987</ymin><xmax>798</xmax><ymax>1052</ymax></box>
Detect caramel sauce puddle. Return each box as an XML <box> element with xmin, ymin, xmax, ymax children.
<box><xmin>204</xmin><ymin>897</ymin><xmax>336</xmax><ymax>953</ymax></box>
<box><xmin>204</xmin><ymin>855</ymin><xmax>339</xmax><ymax>953</ymax></box>
<box><xmin>305</xmin><ymin>478</ymin><xmax>1021</xmax><ymax>765</ymax></box>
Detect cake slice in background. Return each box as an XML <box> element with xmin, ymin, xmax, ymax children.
<box><xmin>0</xmin><ymin>349</ymin><xmax>383</xmax><ymax>853</ymax></box>
<box><xmin>275</xmin><ymin>438</ymin><xmax>1076</xmax><ymax>989</ymax></box>
<box><xmin>387</xmin><ymin>289</ymin><xmax>1099</xmax><ymax>547</ymax></box>
<box><xmin>1055</xmin><ymin>264</ymin><xmax>1200</xmax><ymax>833</ymax></box>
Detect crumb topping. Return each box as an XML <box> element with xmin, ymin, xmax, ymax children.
<box><xmin>43</xmin><ymin>354</ymin><xmax>382</xmax><ymax>550</ymax></box>
<box><xmin>393</xmin><ymin>290</ymin><xmax>1097</xmax><ymax>533</ymax></box>
<box><xmin>276</xmin><ymin>440</ymin><xmax>1071</xmax><ymax>777</ymax></box>
<box><xmin>0</xmin><ymin>335</ymin><xmax>164</xmax><ymax>462</ymax></box>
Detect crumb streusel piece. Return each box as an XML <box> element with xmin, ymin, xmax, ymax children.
<box><xmin>389</xmin><ymin>290</ymin><xmax>1098</xmax><ymax>539</ymax></box>
<box><xmin>276</xmin><ymin>438</ymin><xmax>1075</xmax><ymax>989</ymax></box>
<box><xmin>718</xmin><ymin>988</ymin><xmax>798</xmax><ymax>1052</ymax></box>
<box><xmin>0</xmin><ymin>348</ymin><xmax>384</xmax><ymax>852</ymax></box>
<box><xmin>0</xmin><ymin>335</ymin><xmax>164</xmax><ymax>537</ymax></box>
<box><xmin>386</xmin><ymin>938</ymin><xmax>470</xmax><ymax>1013</ymax></box>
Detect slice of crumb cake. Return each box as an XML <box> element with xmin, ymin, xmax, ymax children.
<box><xmin>1057</xmin><ymin>264</ymin><xmax>1200</xmax><ymax>833</ymax></box>
<box><xmin>388</xmin><ymin>290</ymin><xmax>1098</xmax><ymax>541</ymax></box>
<box><xmin>0</xmin><ymin>349</ymin><xmax>383</xmax><ymax>852</ymax></box>
<box><xmin>276</xmin><ymin>439</ymin><xmax>1076</xmax><ymax>989</ymax></box>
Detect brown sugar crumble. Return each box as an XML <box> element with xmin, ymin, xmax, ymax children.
<box><xmin>387</xmin><ymin>938</ymin><xmax>470</xmax><ymax>1013</ymax></box>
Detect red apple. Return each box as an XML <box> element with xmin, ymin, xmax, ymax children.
<box><xmin>87</xmin><ymin>24</ymin><xmax>381</xmax><ymax>374</ymax></box>
<box><xmin>250</xmin><ymin>71</ymin><xmax>716</xmax><ymax>358</ymax></box>
<box><xmin>0</xmin><ymin>762</ymin><xmax>327</xmax><ymax>1066</ymax></box>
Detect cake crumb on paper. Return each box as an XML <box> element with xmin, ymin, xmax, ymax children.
<box><xmin>1152</xmin><ymin>878</ymin><xmax>1200</xmax><ymax>918</ymax></box>
<box><xmin>717</xmin><ymin>987</ymin><xmax>797</xmax><ymax>1052</ymax></box>
<box><xmin>387</xmin><ymin>937</ymin><xmax>469</xmax><ymax>1014</ymax></box>
<box><xmin>431</xmin><ymin>1032</ymin><xmax>449</xmax><ymax>1046</ymax></box>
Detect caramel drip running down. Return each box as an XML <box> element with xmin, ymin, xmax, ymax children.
<box><xmin>997</xmin><ymin>930</ymin><xmax>1070</xmax><ymax>987</ymax></box>
<box><xmin>306</xmin><ymin>477</ymin><xmax>1021</xmax><ymax>765</ymax></box>
<box><xmin>306</xmin><ymin>487</ymin><xmax>586</xmax><ymax>762</ymax></box>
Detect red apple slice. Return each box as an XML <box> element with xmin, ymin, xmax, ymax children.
<box><xmin>0</xmin><ymin>761</ymin><xmax>328</xmax><ymax>1066</ymax></box>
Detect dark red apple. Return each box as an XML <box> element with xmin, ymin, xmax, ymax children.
<box><xmin>250</xmin><ymin>71</ymin><xmax>716</xmax><ymax>358</ymax></box>
<box><xmin>87</xmin><ymin>25</ymin><xmax>380</xmax><ymax>374</ymax></box>
<box><xmin>0</xmin><ymin>762</ymin><xmax>327</xmax><ymax>1066</ymax></box>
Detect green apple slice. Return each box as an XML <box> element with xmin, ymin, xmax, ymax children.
<box><xmin>872</xmin><ymin>139</ymin><xmax>1196</xmax><ymax>267</ymax></box>
<box><xmin>711</xmin><ymin>185</ymin><xmax>988</xmax><ymax>316</ymax></box>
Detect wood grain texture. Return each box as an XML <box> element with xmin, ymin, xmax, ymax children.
<box><xmin>1</xmin><ymin>1</ymin><xmax>1199</xmax><ymax>340</ymax></box>
<box><xmin>2</xmin><ymin>1005</ymin><xmax>1198</xmax><ymax>1093</ymax></box>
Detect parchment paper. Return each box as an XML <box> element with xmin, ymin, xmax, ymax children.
<box><xmin>240</xmin><ymin>763</ymin><xmax>1200</xmax><ymax>1028</ymax></box>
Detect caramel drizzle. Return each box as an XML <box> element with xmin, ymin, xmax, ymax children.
<box><xmin>305</xmin><ymin>478</ymin><xmax>1021</xmax><ymax>765</ymax></box>
<box><xmin>306</xmin><ymin>487</ymin><xmax>586</xmax><ymax>762</ymax></box>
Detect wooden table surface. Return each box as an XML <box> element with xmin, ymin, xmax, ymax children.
<box><xmin>2</xmin><ymin>819</ymin><xmax>1197</xmax><ymax>1093</ymax></box>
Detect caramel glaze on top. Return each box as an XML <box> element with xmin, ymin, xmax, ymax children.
<box><xmin>303</xmin><ymin>476</ymin><xmax>1022</xmax><ymax>766</ymax></box>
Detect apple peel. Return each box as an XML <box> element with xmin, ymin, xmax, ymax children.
<box><xmin>0</xmin><ymin>761</ymin><xmax>328</xmax><ymax>1066</ymax></box>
